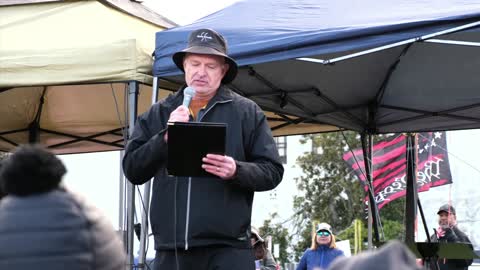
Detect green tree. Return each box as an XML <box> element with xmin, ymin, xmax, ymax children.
<box><xmin>291</xmin><ymin>132</ymin><xmax>406</xmax><ymax>259</ymax></box>
<box><xmin>378</xmin><ymin>198</ymin><xmax>405</xmax><ymax>241</ymax></box>
<box><xmin>291</xmin><ymin>131</ymin><xmax>365</xmax><ymax>259</ymax></box>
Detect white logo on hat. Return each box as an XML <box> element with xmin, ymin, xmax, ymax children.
<box><xmin>197</xmin><ymin>32</ymin><xmax>212</xmax><ymax>42</ymax></box>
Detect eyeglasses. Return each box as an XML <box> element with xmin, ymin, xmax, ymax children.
<box><xmin>317</xmin><ymin>231</ymin><xmax>331</xmax><ymax>237</ymax></box>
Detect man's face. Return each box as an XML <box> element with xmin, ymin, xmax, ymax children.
<box><xmin>183</xmin><ymin>53</ymin><xmax>229</xmax><ymax>98</ymax></box>
<box><xmin>438</xmin><ymin>211</ymin><xmax>456</xmax><ymax>229</ymax></box>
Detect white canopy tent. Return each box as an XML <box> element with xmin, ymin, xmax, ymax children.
<box><xmin>0</xmin><ymin>0</ymin><xmax>177</xmax><ymax>153</ymax></box>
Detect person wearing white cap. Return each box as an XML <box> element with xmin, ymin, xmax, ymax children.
<box><xmin>296</xmin><ymin>223</ymin><xmax>344</xmax><ymax>270</ymax></box>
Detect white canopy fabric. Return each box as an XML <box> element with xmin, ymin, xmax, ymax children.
<box><xmin>1</xmin><ymin>39</ymin><xmax>153</xmax><ymax>87</ymax></box>
<box><xmin>0</xmin><ymin>0</ymin><xmax>171</xmax><ymax>85</ymax></box>
<box><xmin>0</xmin><ymin>0</ymin><xmax>176</xmax><ymax>153</ymax></box>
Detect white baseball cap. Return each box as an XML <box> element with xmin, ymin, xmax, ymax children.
<box><xmin>316</xmin><ymin>222</ymin><xmax>333</xmax><ymax>234</ymax></box>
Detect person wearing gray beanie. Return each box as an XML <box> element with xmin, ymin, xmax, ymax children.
<box><xmin>0</xmin><ymin>144</ymin><xmax>126</xmax><ymax>270</ymax></box>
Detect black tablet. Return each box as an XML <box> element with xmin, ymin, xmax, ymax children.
<box><xmin>167</xmin><ymin>121</ymin><xmax>227</xmax><ymax>177</ymax></box>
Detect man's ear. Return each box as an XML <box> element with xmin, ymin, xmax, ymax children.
<box><xmin>223</xmin><ymin>63</ymin><xmax>230</xmax><ymax>76</ymax></box>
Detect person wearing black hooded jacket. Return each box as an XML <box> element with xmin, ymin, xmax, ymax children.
<box><xmin>428</xmin><ymin>204</ymin><xmax>473</xmax><ymax>270</ymax></box>
<box><xmin>123</xmin><ymin>28</ymin><xmax>284</xmax><ymax>270</ymax></box>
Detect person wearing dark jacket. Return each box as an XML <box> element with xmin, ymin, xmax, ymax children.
<box><xmin>0</xmin><ymin>144</ymin><xmax>126</xmax><ymax>270</ymax></box>
<box><xmin>296</xmin><ymin>223</ymin><xmax>344</xmax><ymax>270</ymax></box>
<box><xmin>428</xmin><ymin>204</ymin><xmax>473</xmax><ymax>270</ymax></box>
<box><xmin>123</xmin><ymin>28</ymin><xmax>284</xmax><ymax>270</ymax></box>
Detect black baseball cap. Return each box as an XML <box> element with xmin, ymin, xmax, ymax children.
<box><xmin>437</xmin><ymin>204</ymin><xmax>456</xmax><ymax>215</ymax></box>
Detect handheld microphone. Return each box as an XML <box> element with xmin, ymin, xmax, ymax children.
<box><xmin>182</xmin><ymin>87</ymin><xmax>196</xmax><ymax>107</ymax></box>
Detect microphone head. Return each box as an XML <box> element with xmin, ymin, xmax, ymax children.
<box><xmin>184</xmin><ymin>86</ymin><xmax>196</xmax><ymax>97</ymax></box>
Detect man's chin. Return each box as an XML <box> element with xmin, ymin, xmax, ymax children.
<box><xmin>439</xmin><ymin>224</ymin><xmax>450</xmax><ymax>229</ymax></box>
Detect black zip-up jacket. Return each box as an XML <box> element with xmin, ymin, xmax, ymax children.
<box><xmin>123</xmin><ymin>85</ymin><xmax>284</xmax><ymax>250</ymax></box>
<box><xmin>429</xmin><ymin>226</ymin><xmax>473</xmax><ymax>270</ymax></box>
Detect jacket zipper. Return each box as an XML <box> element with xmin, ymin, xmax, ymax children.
<box><xmin>197</xmin><ymin>99</ymin><xmax>231</xmax><ymax>122</ymax></box>
<box><xmin>184</xmin><ymin>176</ymin><xmax>192</xmax><ymax>250</ymax></box>
<box><xmin>320</xmin><ymin>249</ymin><xmax>324</xmax><ymax>268</ymax></box>
<box><xmin>183</xmin><ymin>98</ymin><xmax>232</xmax><ymax>250</ymax></box>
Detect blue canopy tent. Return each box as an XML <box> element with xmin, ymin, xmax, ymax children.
<box><xmin>144</xmin><ymin>0</ymin><xmax>480</xmax><ymax>264</ymax></box>
<box><xmin>154</xmin><ymin>0</ymin><xmax>480</xmax><ymax>134</ymax></box>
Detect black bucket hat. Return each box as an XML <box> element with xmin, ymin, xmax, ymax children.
<box><xmin>172</xmin><ymin>28</ymin><xmax>238</xmax><ymax>84</ymax></box>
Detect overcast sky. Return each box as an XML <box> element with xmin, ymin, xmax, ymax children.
<box><xmin>142</xmin><ymin>0</ymin><xmax>241</xmax><ymax>25</ymax></box>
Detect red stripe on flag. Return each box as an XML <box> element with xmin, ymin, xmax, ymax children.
<box><xmin>342</xmin><ymin>135</ymin><xmax>405</xmax><ymax>161</ymax></box>
<box><xmin>372</xmin><ymin>157</ymin><xmax>405</xmax><ymax>179</ymax></box>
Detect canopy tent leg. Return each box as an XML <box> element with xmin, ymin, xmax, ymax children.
<box><xmin>361</xmin><ymin>133</ymin><xmax>381</xmax><ymax>247</ymax></box>
<box><xmin>405</xmin><ymin>133</ymin><xmax>418</xmax><ymax>244</ymax></box>
<box><xmin>125</xmin><ymin>81</ymin><xmax>139</xmax><ymax>270</ymax></box>
<box><xmin>136</xmin><ymin>77</ymin><xmax>160</xmax><ymax>269</ymax></box>
<box><xmin>118</xmin><ymin>150</ymin><xmax>126</xmax><ymax>243</ymax></box>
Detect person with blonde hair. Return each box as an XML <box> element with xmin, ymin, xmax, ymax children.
<box><xmin>296</xmin><ymin>223</ymin><xmax>344</xmax><ymax>270</ymax></box>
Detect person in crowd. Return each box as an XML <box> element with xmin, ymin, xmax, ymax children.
<box><xmin>296</xmin><ymin>222</ymin><xmax>344</xmax><ymax>270</ymax></box>
<box><xmin>0</xmin><ymin>144</ymin><xmax>126</xmax><ymax>270</ymax></box>
<box><xmin>251</xmin><ymin>226</ymin><xmax>278</xmax><ymax>270</ymax></box>
<box><xmin>122</xmin><ymin>28</ymin><xmax>284</xmax><ymax>270</ymax></box>
<box><xmin>327</xmin><ymin>240</ymin><xmax>422</xmax><ymax>270</ymax></box>
<box><xmin>427</xmin><ymin>204</ymin><xmax>473</xmax><ymax>270</ymax></box>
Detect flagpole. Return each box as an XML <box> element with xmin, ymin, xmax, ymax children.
<box><xmin>405</xmin><ymin>133</ymin><xmax>418</xmax><ymax>244</ymax></box>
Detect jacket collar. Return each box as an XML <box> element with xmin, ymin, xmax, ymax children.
<box><xmin>168</xmin><ymin>84</ymin><xmax>234</xmax><ymax>107</ymax></box>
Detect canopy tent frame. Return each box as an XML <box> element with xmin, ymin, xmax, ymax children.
<box><xmin>297</xmin><ymin>20</ymin><xmax>480</xmax><ymax>65</ymax></box>
<box><xmin>0</xmin><ymin>81</ymin><xmax>169</xmax><ymax>152</ymax></box>
<box><xmin>237</xmin><ymin>20</ymin><xmax>480</xmax><ymax>135</ymax></box>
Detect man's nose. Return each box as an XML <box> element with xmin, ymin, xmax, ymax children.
<box><xmin>197</xmin><ymin>65</ymin><xmax>207</xmax><ymax>76</ymax></box>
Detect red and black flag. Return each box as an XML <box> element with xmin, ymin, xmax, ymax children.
<box><xmin>342</xmin><ymin>132</ymin><xmax>452</xmax><ymax>209</ymax></box>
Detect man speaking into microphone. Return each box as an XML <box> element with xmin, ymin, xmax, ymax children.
<box><xmin>122</xmin><ymin>28</ymin><xmax>284</xmax><ymax>270</ymax></box>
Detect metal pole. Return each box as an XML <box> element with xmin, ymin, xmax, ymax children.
<box><xmin>119</xmin><ymin>150</ymin><xmax>126</xmax><ymax>238</ymax></box>
<box><xmin>125</xmin><ymin>81</ymin><xmax>139</xmax><ymax>269</ymax></box>
<box><xmin>368</xmin><ymin>203</ymin><xmax>373</xmax><ymax>250</ymax></box>
<box><xmin>137</xmin><ymin>77</ymin><xmax>160</xmax><ymax>269</ymax></box>
<box><xmin>361</xmin><ymin>133</ymin><xmax>380</xmax><ymax>247</ymax></box>
<box><xmin>405</xmin><ymin>133</ymin><xmax>418</xmax><ymax>244</ymax></box>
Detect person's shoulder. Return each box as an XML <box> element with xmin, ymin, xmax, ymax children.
<box><xmin>333</xmin><ymin>248</ymin><xmax>345</xmax><ymax>256</ymax></box>
<box><xmin>453</xmin><ymin>225</ymin><xmax>467</xmax><ymax>234</ymax></box>
<box><xmin>154</xmin><ymin>91</ymin><xmax>180</xmax><ymax>110</ymax></box>
<box><xmin>303</xmin><ymin>247</ymin><xmax>313</xmax><ymax>253</ymax></box>
<box><xmin>222</xmin><ymin>85</ymin><xmax>259</xmax><ymax>107</ymax></box>
<box><xmin>452</xmin><ymin>226</ymin><xmax>471</xmax><ymax>240</ymax></box>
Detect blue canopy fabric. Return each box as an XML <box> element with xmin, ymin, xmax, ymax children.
<box><xmin>154</xmin><ymin>0</ymin><xmax>480</xmax><ymax>134</ymax></box>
